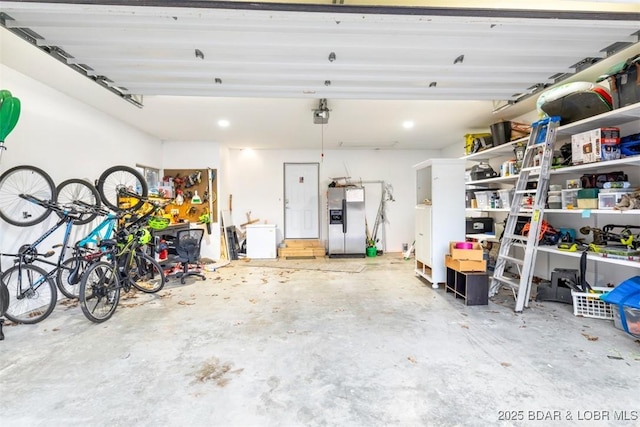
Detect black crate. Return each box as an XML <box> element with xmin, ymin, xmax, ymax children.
<box><xmin>608</xmin><ymin>58</ymin><xmax>640</xmax><ymax>109</ymax></box>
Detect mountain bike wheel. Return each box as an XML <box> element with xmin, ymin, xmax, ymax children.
<box><xmin>79</xmin><ymin>261</ymin><xmax>120</xmax><ymax>323</ymax></box>
<box><xmin>56</xmin><ymin>255</ymin><xmax>91</xmax><ymax>299</ymax></box>
<box><xmin>96</xmin><ymin>165</ymin><xmax>147</xmax><ymax>212</ymax></box>
<box><xmin>2</xmin><ymin>264</ymin><xmax>57</xmax><ymax>324</ymax></box>
<box><xmin>56</xmin><ymin>178</ymin><xmax>101</xmax><ymax>225</ymax></box>
<box><xmin>0</xmin><ymin>165</ymin><xmax>56</xmax><ymax>227</ymax></box>
<box><xmin>0</xmin><ymin>282</ymin><xmax>9</xmax><ymax>316</ymax></box>
<box><xmin>129</xmin><ymin>252</ymin><xmax>166</xmax><ymax>293</ymax></box>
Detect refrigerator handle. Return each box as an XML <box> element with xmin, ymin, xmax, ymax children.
<box><xmin>342</xmin><ymin>199</ymin><xmax>347</xmax><ymax>234</ymax></box>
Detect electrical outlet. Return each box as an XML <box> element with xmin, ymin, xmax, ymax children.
<box><xmin>171</xmin><ymin>209</ymin><xmax>179</xmax><ymax>215</ymax></box>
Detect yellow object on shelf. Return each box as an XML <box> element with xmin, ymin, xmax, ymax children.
<box><xmin>577</xmin><ymin>198</ymin><xmax>598</xmax><ymax>209</ymax></box>
<box><xmin>464</xmin><ymin>133</ymin><xmax>492</xmax><ymax>155</ymax></box>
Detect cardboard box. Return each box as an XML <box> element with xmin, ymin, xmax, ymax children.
<box><xmin>571</xmin><ymin>127</ymin><xmax>620</xmax><ymax>165</ymax></box>
<box><xmin>445</xmin><ymin>255</ymin><xmax>486</xmax><ymax>272</ymax></box>
<box><xmin>577</xmin><ymin>198</ymin><xmax>598</xmax><ymax>209</ymax></box>
<box><xmin>449</xmin><ymin>241</ymin><xmax>484</xmax><ymax>261</ymax></box>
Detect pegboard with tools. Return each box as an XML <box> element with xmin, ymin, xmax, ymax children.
<box><xmin>162</xmin><ymin>168</ymin><xmax>217</xmax><ymax>224</ymax></box>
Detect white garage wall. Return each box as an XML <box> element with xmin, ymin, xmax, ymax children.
<box><xmin>226</xmin><ymin>147</ymin><xmax>440</xmax><ymax>252</ymax></box>
<box><xmin>0</xmin><ymin>63</ymin><xmax>444</xmax><ymax>258</ymax></box>
<box><xmin>0</xmin><ymin>65</ymin><xmax>163</xmax><ymax>253</ymax></box>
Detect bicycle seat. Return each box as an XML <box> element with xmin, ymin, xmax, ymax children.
<box><xmin>100</xmin><ymin>239</ymin><xmax>118</xmax><ymax>248</ymax></box>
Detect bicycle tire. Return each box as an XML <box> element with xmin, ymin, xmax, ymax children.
<box><xmin>0</xmin><ymin>282</ymin><xmax>9</xmax><ymax>316</ymax></box>
<box><xmin>56</xmin><ymin>178</ymin><xmax>101</xmax><ymax>225</ymax></box>
<box><xmin>56</xmin><ymin>255</ymin><xmax>91</xmax><ymax>299</ymax></box>
<box><xmin>2</xmin><ymin>264</ymin><xmax>57</xmax><ymax>324</ymax></box>
<box><xmin>129</xmin><ymin>252</ymin><xmax>166</xmax><ymax>293</ymax></box>
<box><xmin>79</xmin><ymin>261</ymin><xmax>120</xmax><ymax>323</ymax></box>
<box><xmin>96</xmin><ymin>165</ymin><xmax>147</xmax><ymax>212</ymax></box>
<box><xmin>0</xmin><ymin>165</ymin><xmax>56</xmax><ymax>227</ymax></box>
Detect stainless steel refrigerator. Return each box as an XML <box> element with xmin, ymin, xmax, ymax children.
<box><xmin>328</xmin><ymin>186</ymin><xmax>366</xmax><ymax>258</ymax></box>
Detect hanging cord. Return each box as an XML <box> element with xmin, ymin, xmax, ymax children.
<box><xmin>579</xmin><ymin>250</ymin><xmax>593</xmax><ymax>292</ymax></box>
<box><xmin>0</xmin><ymin>142</ymin><xmax>6</xmax><ymax>164</ymax></box>
<box><xmin>321</xmin><ymin>123</ymin><xmax>324</xmax><ymax>162</ymax></box>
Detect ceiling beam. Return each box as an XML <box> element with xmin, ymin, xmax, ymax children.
<box><xmin>3</xmin><ymin>0</ymin><xmax>638</xmax><ymax>21</ymax></box>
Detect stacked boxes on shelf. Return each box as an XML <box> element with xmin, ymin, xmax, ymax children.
<box><xmin>577</xmin><ymin>188</ymin><xmax>599</xmax><ymax>209</ymax></box>
<box><xmin>571</xmin><ymin>127</ymin><xmax>620</xmax><ymax>165</ymax></box>
<box><xmin>561</xmin><ymin>188</ymin><xmax>579</xmax><ymax>209</ymax></box>
<box><xmin>445</xmin><ymin>241</ymin><xmax>488</xmax><ymax>306</ymax></box>
<box><xmin>445</xmin><ymin>241</ymin><xmax>486</xmax><ymax>272</ymax></box>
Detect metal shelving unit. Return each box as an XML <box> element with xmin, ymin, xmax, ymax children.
<box><xmin>463</xmin><ymin>102</ymin><xmax>640</xmax><ymax>299</ymax></box>
<box><xmin>462</xmin><ymin>102</ymin><xmax>640</xmax><ymax>163</ymax></box>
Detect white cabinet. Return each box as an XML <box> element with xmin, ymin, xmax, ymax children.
<box><xmin>413</xmin><ymin>159</ymin><xmax>466</xmax><ymax>287</ymax></box>
<box><xmin>415</xmin><ymin>204</ymin><xmax>432</xmax><ymax>265</ymax></box>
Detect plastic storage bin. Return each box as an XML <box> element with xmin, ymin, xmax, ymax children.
<box><xmin>613</xmin><ymin>307</ymin><xmax>640</xmax><ymax>336</ymax></box>
<box><xmin>474</xmin><ymin>191</ymin><xmax>491</xmax><ymax>209</ymax></box>
<box><xmin>598</xmin><ymin>189</ymin><xmax>633</xmax><ymax>210</ymax></box>
<box><xmin>497</xmin><ymin>189</ymin><xmax>514</xmax><ymax>209</ymax></box>
<box><xmin>547</xmin><ymin>191</ymin><xmax>562</xmax><ymax>209</ymax></box>
<box><xmin>561</xmin><ymin>189</ymin><xmax>579</xmax><ymax>209</ymax></box>
<box><xmin>600</xmin><ymin>276</ymin><xmax>640</xmax><ymax>337</ymax></box>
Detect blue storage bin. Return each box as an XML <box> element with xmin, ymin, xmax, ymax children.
<box><xmin>600</xmin><ymin>276</ymin><xmax>640</xmax><ymax>337</ymax></box>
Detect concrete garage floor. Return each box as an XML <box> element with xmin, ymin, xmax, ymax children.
<box><xmin>1</xmin><ymin>254</ymin><xmax>638</xmax><ymax>427</ymax></box>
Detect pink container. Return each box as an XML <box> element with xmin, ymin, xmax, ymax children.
<box><xmin>455</xmin><ymin>242</ymin><xmax>473</xmax><ymax>250</ymax></box>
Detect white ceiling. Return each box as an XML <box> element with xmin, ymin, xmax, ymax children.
<box><xmin>1</xmin><ymin>1</ymin><xmax>639</xmax><ymax>150</ymax></box>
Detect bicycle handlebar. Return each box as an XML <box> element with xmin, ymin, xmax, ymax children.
<box><xmin>72</xmin><ymin>200</ymin><xmax>112</xmax><ymax>217</ymax></box>
<box><xmin>19</xmin><ymin>193</ymin><xmax>98</xmax><ymax>221</ymax></box>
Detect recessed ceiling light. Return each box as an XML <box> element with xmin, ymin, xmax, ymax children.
<box><xmin>218</xmin><ymin>119</ymin><xmax>230</xmax><ymax>128</ymax></box>
<box><xmin>403</xmin><ymin>121</ymin><xmax>415</xmax><ymax>129</ymax></box>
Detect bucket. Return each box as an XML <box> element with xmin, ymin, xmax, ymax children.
<box><xmin>366</xmin><ymin>246</ymin><xmax>377</xmax><ymax>257</ymax></box>
<box><xmin>490</xmin><ymin>121</ymin><xmax>512</xmax><ymax>146</ymax></box>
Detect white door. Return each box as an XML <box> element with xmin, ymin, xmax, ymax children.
<box><xmin>284</xmin><ymin>163</ymin><xmax>319</xmax><ymax>239</ymax></box>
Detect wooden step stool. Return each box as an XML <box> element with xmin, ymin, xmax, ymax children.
<box><xmin>277</xmin><ymin>239</ymin><xmax>326</xmax><ymax>258</ymax></box>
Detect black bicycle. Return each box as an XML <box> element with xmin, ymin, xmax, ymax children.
<box><xmin>0</xmin><ymin>195</ymin><xmax>92</xmax><ymax>324</ymax></box>
<box><xmin>78</xmin><ymin>223</ymin><xmax>166</xmax><ymax>323</ymax></box>
<box><xmin>58</xmin><ymin>189</ymin><xmax>169</xmax><ymax>300</ymax></box>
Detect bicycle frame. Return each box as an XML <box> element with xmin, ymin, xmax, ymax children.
<box><xmin>76</xmin><ymin>198</ymin><xmax>164</xmax><ymax>250</ymax></box>
<box><xmin>1</xmin><ymin>211</ymin><xmax>78</xmax><ymax>298</ymax></box>
<box><xmin>75</xmin><ymin>212</ymin><xmax>118</xmax><ymax>249</ymax></box>
<box><xmin>115</xmin><ymin>231</ymin><xmax>147</xmax><ymax>290</ymax></box>
<box><xmin>26</xmin><ymin>216</ymin><xmax>75</xmax><ymax>263</ymax></box>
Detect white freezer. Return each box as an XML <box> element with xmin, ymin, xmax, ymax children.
<box><xmin>246</xmin><ymin>224</ymin><xmax>277</xmax><ymax>259</ymax></box>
